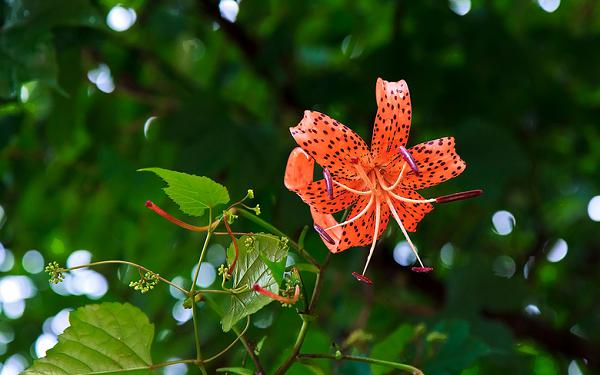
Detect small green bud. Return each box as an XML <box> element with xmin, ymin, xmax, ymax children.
<box><xmin>334</xmin><ymin>350</ymin><xmax>342</xmax><ymax>360</ymax></box>
<box><xmin>247</xmin><ymin>189</ymin><xmax>255</xmax><ymax>199</ymax></box>
<box><xmin>45</xmin><ymin>262</ymin><xmax>65</xmax><ymax>284</ymax></box>
<box><xmin>129</xmin><ymin>271</ymin><xmax>160</xmax><ymax>294</ymax></box>
<box><xmin>248</xmin><ymin>204</ymin><xmax>260</xmax><ymax>215</ymax></box>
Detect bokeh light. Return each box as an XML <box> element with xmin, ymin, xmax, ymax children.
<box><xmin>34</xmin><ymin>333</ymin><xmax>58</xmax><ymax>358</ymax></box>
<box><xmin>190</xmin><ymin>262</ymin><xmax>216</xmax><ymax>288</ymax></box>
<box><xmin>22</xmin><ymin>250</ymin><xmax>44</xmax><ymax>274</ymax></box>
<box><xmin>587</xmin><ymin>195</ymin><xmax>600</xmax><ymax>222</ymax></box>
<box><xmin>492</xmin><ymin>210</ymin><xmax>516</xmax><ymax>235</ymax></box>
<box><xmin>393</xmin><ymin>241</ymin><xmax>416</xmax><ymax>266</ymax></box>
<box><xmin>106</xmin><ymin>5</ymin><xmax>137</xmax><ymax>32</ymax></box>
<box><xmin>537</xmin><ymin>0</ymin><xmax>560</xmax><ymax>13</ymax></box>
<box><xmin>219</xmin><ymin>0</ymin><xmax>239</xmax><ymax>23</ymax></box>
<box><xmin>449</xmin><ymin>0</ymin><xmax>471</xmax><ymax>16</ymax></box>
<box><xmin>546</xmin><ymin>239</ymin><xmax>568</xmax><ymax>263</ymax></box>
<box><xmin>492</xmin><ymin>255</ymin><xmax>516</xmax><ymax>278</ymax></box>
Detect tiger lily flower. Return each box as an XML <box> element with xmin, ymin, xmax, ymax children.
<box><xmin>284</xmin><ymin>78</ymin><xmax>481</xmax><ymax>283</ymax></box>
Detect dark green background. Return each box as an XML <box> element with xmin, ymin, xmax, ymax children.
<box><xmin>1</xmin><ymin>0</ymin><xmax>599</xmax><ymax>374</ymax></box>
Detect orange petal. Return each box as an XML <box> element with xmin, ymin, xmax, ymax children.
<box><xmin>284</xmin><ymin>147</ymin><xmax>314</xmax><ymax>191</ymax></box>
<box><xmin>285</xmin><ymin>147</ymin><xmax>361</xmax><ymax>214</ymax></box>
<box><xmin>388</xmin><ymin>189</ymin><xmax>434</xmax><ymax>232</ymax></box>
<box><xmin>336</xmin><ymin>196</ymin><xmax>391</xmax><ymax>252</ymax></box>
<box><xmin>310</xmin><ymin>208</ymin><xmax>342</xmax><ymax>253</ymax></box>
<box><xmin>290</xmin><ymin>110</ymin><xmax>370</xmax><ymax>180</ymax></box>
<box><xmin>370</xmin><ymin>78</ymin><xmax>412</xmax><ymax>166</ymax></box>
<box><xmin>399</xmin><ymin>137</ymin><xmax>466</xmax><ymax>190</ymax></box>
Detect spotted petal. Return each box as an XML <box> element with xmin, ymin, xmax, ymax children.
<box><xmin>370</xmin><ymin>78</ymin><xmax>412</xmax><ymax>166</ymax></box>
<box><xmin>335</xmin><ymin>196</ymin><xmax>391</xmax><ymax>252</ymax></box>
<box><xmin>389</xmin><ymin>189</ymin><xmax>434</xmax><ymax>232</ymax></box>
<box><xmin>398</xmin><ymin>137</ymin><xmax>466</xmax><ymax>190</ymax></box>
<box><xmin>284</xmin><ymin>147</ymin><xmax>361</xmax><ymax>214</ymax></box>
<box><xmin>290</xmin><ymin>110</ymin><xmax>370</xmax><ymax>180</ymax></box>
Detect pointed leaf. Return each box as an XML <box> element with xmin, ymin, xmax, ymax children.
<box><xmin>24</xmin><ymin>302</ymin><xmax>154</xmax><ymax>375</ymax></box>
<box><xmin>139</xmin><ymin>168</ymin><xmax>229</xmax><ymax>217</ymax></box>
<box><xmin>221</xmin><ymin>233</ymin><xmax>288</xmax><ymax>332</ymax></box>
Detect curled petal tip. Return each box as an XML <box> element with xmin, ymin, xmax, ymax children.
<box><xmin>323</xmin><ymin>168</ymin><xmax>334</xmax><ymax>200</ymax></box>
<box><xmin>435</xmin><ymin>189</ymin><xmax>483</xmax><ymax>204</ymax></box>
<box><xmin>411</xmin><ymin>266</ymin><xmax>434</xmax><ymax>273</ymax></box>
<box><xmin>314</xmin><ymin>224</ymin><xmax>335</xmax><ymax>245</ymax></box>
<box><xmin>399</xmin><ymin>146</ymin><xmax>420</xmax><ymax>175</ymax></box>
<box><xmin>352</xmin><ymin>272</ymin><xmax>373</xmax><ymax>284</ymax></box>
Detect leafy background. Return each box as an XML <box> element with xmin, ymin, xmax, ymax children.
<box><xmin>1</xmin><ymin>0</ymin><xmax>600</xmax><ymax>374</ymax></box>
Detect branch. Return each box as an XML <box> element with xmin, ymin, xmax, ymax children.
<box><xmin>297</xmin><ymin>353</ymin><xmax>423</xmax><ymax>374</ymax></box>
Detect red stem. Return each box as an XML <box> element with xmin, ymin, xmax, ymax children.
<box><xmin>145</xmin><ymin>201</ymin><xmax>212</xmax><ymax>232</ymax></box>
<box><xmin>252</xmin><ymin>284</ymin><xmax>300</xmax><ymax>304</ymax></box>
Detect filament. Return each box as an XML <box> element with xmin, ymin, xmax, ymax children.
<box><xmin>361</xmin><ymin>197</ymin><xmax>381</xmax><ymax>276</ymax></box>
<box><xmin>385</xmin><ymin>195</ymin><xmax>426</xmax><ymax>268</ymax></box>
<box><xmin>324</xmin><ymin>194</ymin><xmax>375</xmax><ymax>231</ymax></box>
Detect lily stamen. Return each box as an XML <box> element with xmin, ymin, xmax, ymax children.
<box><xmin>145</xmin><ymin>201</ymin><xmax>214</xmax><ymax>232</ymax></box>
<box><xmin>382</xmin><ymin>163</ymin><xmax>407</xmax><ymax>191</ymax></box>
<box><xmin>357</xmin><ymin>197</ymin><xmax>381</xmax><ymax>281</ymax></box>
<box><xmin>314</xmin><ymin>224</ymin><xmax>336</xmax><ymax>245</ymax></box>
<box><xmin>323</xmin><ymin>168</ymin><xmax>334</xmax><ymax>200</ymax></box>
<box><xmin>324</xmin><ymin>194</ymin><xmax>375</xmax><ymax>231</ymax></box>
<box><xmin>385</xmin><ymin>195</ymin><xmax>429</xmax><ymax>270</ymax></box>
<box><xmin>332</xmin><ymin>180</ymin><xmax>372</xmax><ymax>195</ymax></box>
<box><xmin>399</xmin><ymin>146</ymin><xmax>420</xmax><ymax>175</ymax></box>
<box><xmin>252</xmin><ymin>284</ymin><xmax>300</xmax><ymax>305</ymax></box>
<box><xmin>435</xmin><ymin>189</ymin><xmax>483</xmax><ymax>203</ymax></box>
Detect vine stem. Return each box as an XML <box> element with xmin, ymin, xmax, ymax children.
<box><xmin>63</xmin><ymin>260</ymin><xmax>187</xmax><ymax>294</ymax></box>
<box><xmin>273</xmin><ymin>253</ymin><xmax>331</xmax><ymax>375</ymax></box>
<box><xmin>189</xmin><ymin>208</ymin><xmax>213</xmax><ymax>375</ymax></box>
<box><xmin>297</xmin><ymin>353</ymin><xmax>424</xmax><ymax>374</ymax></box>
<box><xmin>237</xmin><ymin>208</ymin><xmax>319</xmax><ymax>267</ymax></box>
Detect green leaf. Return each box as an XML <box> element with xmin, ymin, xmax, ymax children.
<box><xmin>24</xmin><ymin>302</ymin><xmax>154</xmax><ymax>375</ymax></box>
<box><xmin>139</xmin><ymin>167</ymin><xmax>229</xmax><ymax>217</ymax></box>
<box><xmin>221</xmin><ymin>233</ymin><xmax>288</xmax><ymax>332</ymax></box>
<box><xmin>370</xmin><ymin>324</ymin><xmax>413</xmax><ymax>375</ymax></box>
<box><xmin>216</xmin><ymin>367</ymin><xmax>253</xmax><ymax>375</ymax></box>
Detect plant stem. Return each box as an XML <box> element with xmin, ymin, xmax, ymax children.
<box><xmin>204</xmin><ymin>296</ymin><xmax>266</xmax><ymax>374</ymax></box>
<box><xmin>189</xmin><ymin>209</ymin><xmax>213</xmax><ymax>375</ymax></box>
<box><xmin>204</xmin><ymin>316</ymin><xmax>251</xmax><ymax>362</ymax></box>
<box><xmin>309</xmin><ymin>253</ymin><xmax>330</xmax><ymax>313</ymax></box>
<box><xmin>274</xmin><ymin>315</ymin><xmax>311</xmax><ymax>375</ymax></box>
<box><xmin>64</xmin><ymin>260</ymin><xmax>187</xmax><ymax>294</ymax></box>
<box><xmin>297</xmin><ymin>353</ymin><xmax>424</xmax><ymax>374</ymax></box>
<box><xmin>237</xmin><ymin>208</ymin><xmax>319</xmax><ymax>267</ymax></box>
<box><xmin>274</xmin><ymin>252</ymin><xmax>330</xmax><ymax>375</ymax></box>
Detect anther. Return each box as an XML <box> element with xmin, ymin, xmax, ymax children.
<box><xmin>350</xmin><ymin>157</ymin><xmax>359</xmax><ymax>164</ymax></box>
<box><xmin>314</xmin><ymin>224</ymin><xmax>335</xmax><ymax>245</ymax></box>
<box><xmin>352</xmin><ymin>272</ymin><xmax>373</xmax><ymax>284</ymax></box>
<box><xmin>323</xmin><ymin>168</ymin><xmax>334</xmax><ymax>200</ymax></box>
<box><xmin>399</xmin><ymin>146</ymin><xmax>419</xmax><ymax>175</ymax></box>
<box><xmin>435</xmin><ymin>189</ymin><xmax>482</xmax><ymax>204</ymax></box>
<box><xmin>411</xmin><ymin>266</ymin><xmax>434</xmax><ymax>273</ymax></box>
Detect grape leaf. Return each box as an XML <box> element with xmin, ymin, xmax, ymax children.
<box><xmin>221</xmin><ymin>233</ymin><xmax>288</xmax><ymax>332</ymax></box>
<box><xmin>24</xmin><ymin>302</ymin><xmax>154</xmax><ymax>375</ymax></box>
<box><xmin>139</xmin><ymin>168</ymin><xmax>229</xmax><ymax>217</ymax></box>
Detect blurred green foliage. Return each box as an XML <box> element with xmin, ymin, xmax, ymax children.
<box><xmin>1</xmin><ymin>0</ymin><xmax>600</xmax><ymax>374</ymax></box>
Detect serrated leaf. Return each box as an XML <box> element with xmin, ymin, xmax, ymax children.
<box><xmin>24</xmin><ymin>302</ymin><xmax>154</xmax><ymax>375</ymax></box>
<box><xmin>139</xmin><ymin>167</ymin><xmax>229</xmax><ymax>217</ymax></box>
<box><xmin>221</xmin><ymin>233</ymin><xmax>288</xmax><ymax>332</ymax></box>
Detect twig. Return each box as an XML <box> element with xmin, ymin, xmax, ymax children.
<box><xmin>297</xmin><ymin>353</ymin><xmax>423</xmax><ymax>374</ymax></box>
